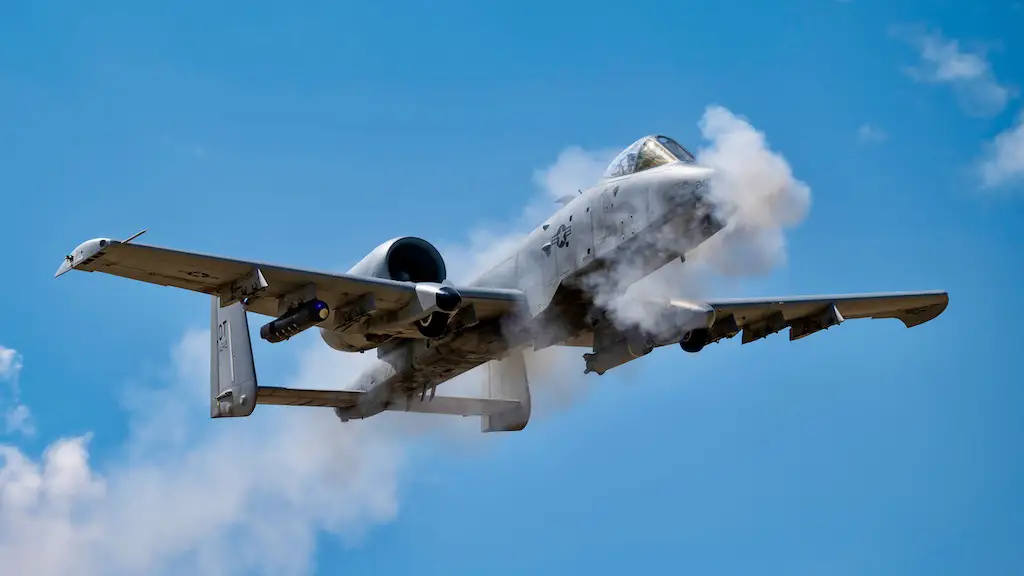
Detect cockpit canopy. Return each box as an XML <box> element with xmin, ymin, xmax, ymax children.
<box><xmin>602</xmin><ymin>135</ymin><xmax>697</xmax><ymax>179</ymax></box>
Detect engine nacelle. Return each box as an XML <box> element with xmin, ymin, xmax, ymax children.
<box><xmin>347</xmin><ymin>236</ymin><xmax>447</xmax><ymax>283</ymax></box>
<box><xmin>320</xmin><ymin>237</ymin><xmax>455</xmax><ymax>349</ymax></box>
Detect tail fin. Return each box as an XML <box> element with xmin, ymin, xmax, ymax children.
<box><xmin>481</xmin><ymin>349</ymin><xmax>532</xmax><ymax>432</ymax></box>
<box><xmin>210</xmin><ymin>296</ymin><xmax>258</xmax><ymax>418</ymax></box>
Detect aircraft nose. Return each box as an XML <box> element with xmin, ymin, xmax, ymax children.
<box><xmin>689</xmin><ymin>166</ymin><xmax>715</xmax><ymax>192</ymax></box>
<box><xmin>672</xmin><ymin>165</ymin><xmax>726</xmax><ymax>238</ymax></box>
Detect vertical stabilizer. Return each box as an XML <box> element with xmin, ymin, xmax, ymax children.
<box><xmin>210</xmin><ymin>296</ymin><xmax>258</xmax><ymax>418</ymax></box>
<box><xmin>481</xmin><ymin>349</ymin><xmax>532</xmax><ymax>432</ymax></box>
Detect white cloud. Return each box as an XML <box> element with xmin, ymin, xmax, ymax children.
<box><xmin>4</xmin><ymin>405</ymin><xmax>33</xmax><ymax>437</ymax></box>
<box><xmin>980</xmin><ymin>112</ymin><xmax>1024</xmax><ymax>188</ymax></box>
<box><xmin>857</xmin><ymin>123</ymin><xmax>888</xmax><ymax>143</ymax></box>
<box><xmin>0</xmin><ymin>345</ymin><xmax>32</xmax><ymax>437</ymax></box>
<box><xmin>442</xmin><ymin>146</ymin><xmax>617</xmax><ymax>285</ymax></box>
<box><xmin>532</xmin><ymin>146</ymin><xmax>619</xmax><ymax>201</ymax></box>
<box><xmin>0</xmin><ymin>106</ymin><xmax>810</xmax><ymax>574</ymax></box>
<box><xmin>895</xmin><ymin>27</ymin><xmax>1012</xmax><ymax>117</ymax></box>
<box><xmin>0</xmin><ymin>333</ymin><xmax>413</xmax><ymax>576</ymax></box>
<box><xmin>0</xmin><ymin>347</ymin><xmax>21</xmax><ymax>380</ymax></box>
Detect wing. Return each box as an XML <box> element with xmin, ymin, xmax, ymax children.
<box><xmin>55</xmin><ymin>237</ymin><xmax>524</xmax><ymax>337</ymax></box>
<box><xmin>705</xmin><ymin>290</ymin><xmax>949</xmax><ymax>344</ymax></box>
<box><xmin>560</xmin><ymin>290</ymin><xmax>948</xmax><ymax>348</ymax></box>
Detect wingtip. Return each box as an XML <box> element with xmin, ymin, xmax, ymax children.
<box><xmin>55</xmin><ymin>237</ymin><xmax>114</xmax><ymax>279</ymax></box>
<box><xmin>900</xmin><ymin>292</ymin><xmax>950</xmax><ymax>328</ymax></box>
<box><xmin>54</xmin><ymin>258</ymin><xmax>72</xmax><ymax>279</ymax></box>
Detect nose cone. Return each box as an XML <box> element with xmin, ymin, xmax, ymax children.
<box><xmin>687</xmin><ymin>165</ymin><xmax>716</xmax><ymax>181</ymax></box>
<box><xmin>657</xmin><ymin>163</ymin><xmax>727</xmax><ymax>241</ymax></box>
<box><xmin>659</xmin><ymin>163</ymin><xmax>716</xmax><ymax>195</ymax></box>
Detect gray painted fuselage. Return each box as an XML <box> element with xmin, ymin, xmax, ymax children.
<box><xmin>331</xmin><ymin>158</ymin><xmax>723</xmax><ymax>421</ymax></box>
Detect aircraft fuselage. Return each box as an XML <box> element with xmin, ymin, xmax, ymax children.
<box><xmin>331</xmin><ymin>159</ymin><xmax>724</xmax><ymax>421</ymax></box>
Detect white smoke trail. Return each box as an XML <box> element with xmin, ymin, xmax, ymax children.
<box><xmin>694</xmin><ymin>105</ymin><xmax>811</xmax><ymax>275</ymax></box>
<box><xmin>589</xmin><ymin>105</ymin><xmax>812</xmax><ymax>338</ymax></box>
<box><xmin>0</xmin><ymin>104</ymin><xmax>810</xmax><ymax>575</ymax></box>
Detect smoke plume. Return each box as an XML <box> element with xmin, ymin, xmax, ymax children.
<box><xmin>0</xmin><ymin>105</ymin><xmax>809</xmax><ymax>575</ymax></box>
<box><xmin>694</xmin><ymin>105</ymin><xmax>811</xmax><ymax>273</ymax></box>
<box><xmin>590</xmin><ymin>105</ymin><xmax>812</xmax><ymax>338</ymax></box>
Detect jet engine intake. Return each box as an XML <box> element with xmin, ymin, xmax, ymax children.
<box><xmin>348</xmin><ymin>236</ymin><xmax>447</xmax><ymax>284</ymax></box>
<box><xmin>260</xmin><ymin>299</ymin><xmax>330</xmax><ymax>343</ymax></box>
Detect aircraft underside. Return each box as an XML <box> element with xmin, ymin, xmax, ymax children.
<box><xmin>53</xmin><ymin>133</ymin><xmax>949</xmax><ymax>433</ymax></box>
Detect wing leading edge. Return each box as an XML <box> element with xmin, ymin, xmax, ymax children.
<box><xmin>704</xmin><ymin>290</ymin><xmax>948</xmax><ymax>345</ymax></box>
<box><xmin>55</xmin><ymin>236</ymin><xmax>524</xmax><ymax>334</ymax></box>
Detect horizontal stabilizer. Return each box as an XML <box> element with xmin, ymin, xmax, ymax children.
<box><xmin>388</xmin><ymin>394</ymin><xmax>520</xmax><ymax>416</ymax></box>
<box><xmin>255</xmin><ymin>386</ymin><xmax>524</xmax><ymax>417</ymax></box>
<box><xmin>256</xmin><ymin>386</ymin><xmax>364</xmax><ymax>408</ymax></box>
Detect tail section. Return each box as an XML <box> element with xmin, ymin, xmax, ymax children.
<box><xmin>481</xmin><ymin>349</ymin><xmax>532</xmax><ymax>432</ymax></box>
<box><xmin>205</xmin><ymin>294</ymin><xmax>530</xmax><ymax>432</ymax></box>
<box><xmin>377</xmin><ymin>348</ymin><xmax>532</xmax><ymax>432</ymax></box>
<box><xmin>210</xmin><ymin>296</ymin><xmax>258</xmax><ymax>418</ymax></box>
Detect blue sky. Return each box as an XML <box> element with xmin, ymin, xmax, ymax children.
<box><xmin>2</xmin><ymin>0</ymin><xmax>1024</xmax><ymax>574</ymax></box>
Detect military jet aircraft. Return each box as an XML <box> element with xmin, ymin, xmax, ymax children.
<box><xmin>55</xmin><ymin>135</ymin><xmax>948</xmax><ymax>433</ymax></box>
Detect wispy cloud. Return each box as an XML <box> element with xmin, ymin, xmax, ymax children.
<box><xmin>857</xmin><ymin>123</ymin><xmax>888</xmax><ymax>143</ymax></box>
<box><xmin>0</xmin><ymin>347</ymin><xmax>20</xmax><ymax>379</ymax></box>
<box><xmin>532</xmin><ymin>146</ymin><xmax>619</xmax><ymax>201</ymax></box>
<box><xmin>979</xmin><ymin>112</ymin><xmax>1024</xmax><ymax>188</ymax></box>
<box><xmin>441</xmin><ymin>145</ymin><xmax>617</xmax><ymax>285</ymax></box>
<box><xmin>894</xmin><ymin>26</ymin><xmax>1012</xmax><ymax>117</ymax></box>
<box><xmin>0</xmin><ymin>345</ymin><xmax>32</xmax><ymax>436</ymax></box>
<box><xmin>0</xmin><ymin>333</ymin><xmax>413</xmax><ymax>576</ymax></box>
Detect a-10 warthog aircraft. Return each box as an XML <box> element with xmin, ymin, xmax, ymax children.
<box><xmin>55</xmin><ymin>135</ymin><xmax>948</xmax><ymax>433</ymax></box>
